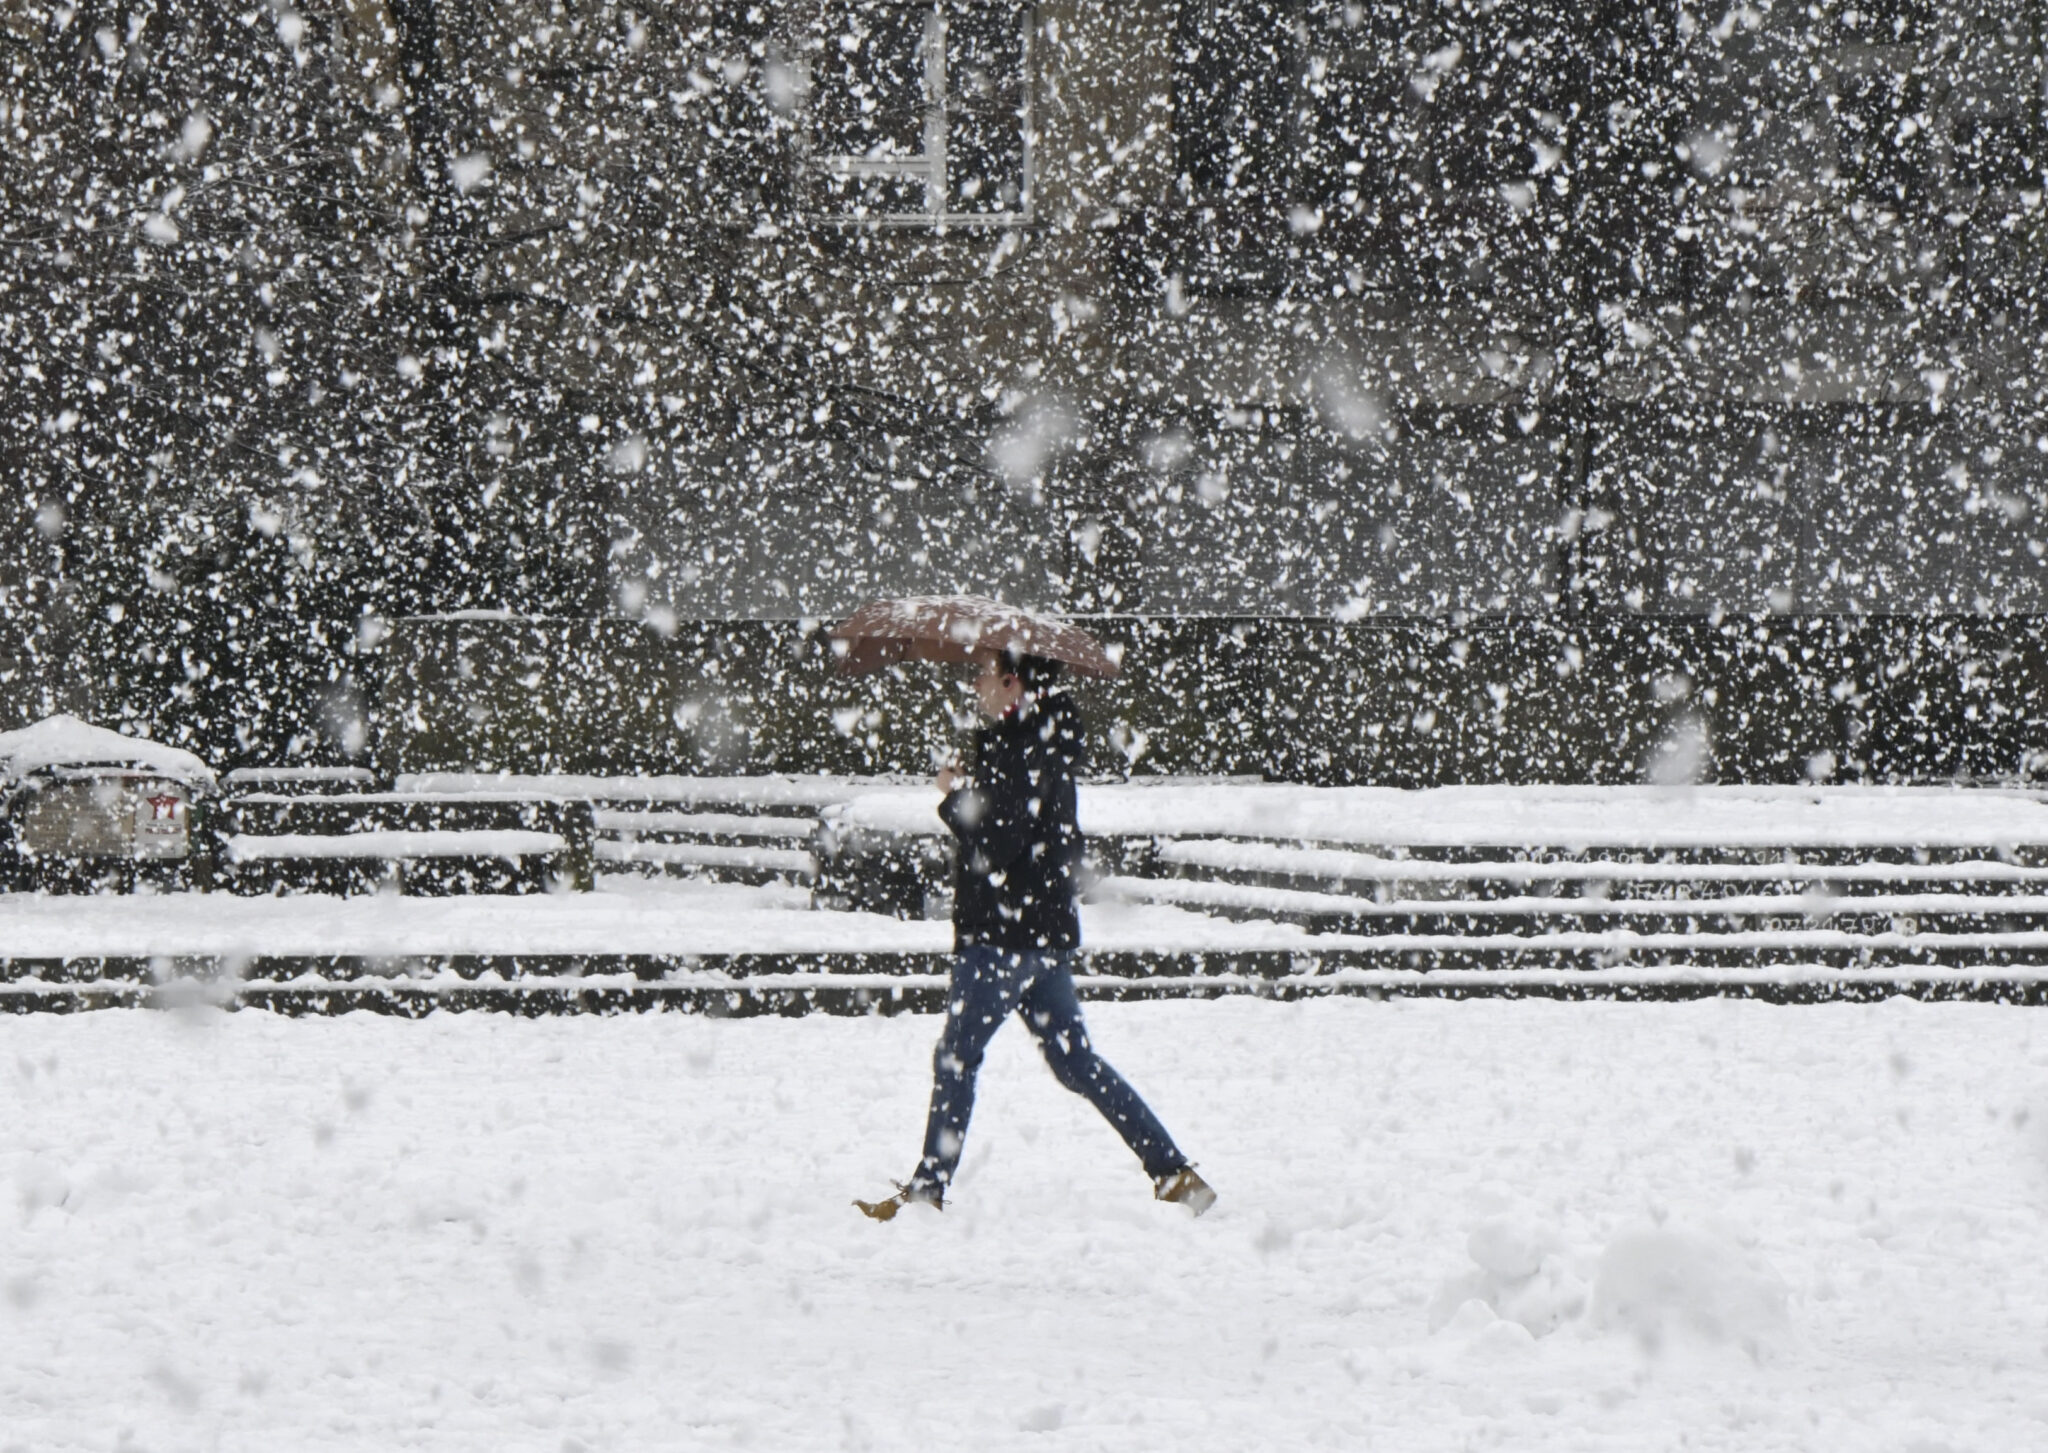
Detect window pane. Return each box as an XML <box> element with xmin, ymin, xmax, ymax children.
<box><xmin>945</xmin><ymin>3</ymin><xmax>1029</xmax><ymax>213</ymax></box>
<box><xmin>1175</xmin><ymin>0</ymin><xmax>1297</xmax><ymax>201</ymax></box>
<box><xmin>813</xmin><ymin>3</ymin><xmax>930</xmax><ymax>158</ymax></box>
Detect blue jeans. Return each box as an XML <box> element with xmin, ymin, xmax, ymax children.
<box><xmin>913</xmin><ymin>947</ymin><xmax>1188</xmax><ymax>1191</ymax></box>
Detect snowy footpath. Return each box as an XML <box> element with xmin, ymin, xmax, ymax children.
<box><xmin>6</xmin><ymin>998</ymin><xmax>2047</xmax><ymax>1451</ymax></box>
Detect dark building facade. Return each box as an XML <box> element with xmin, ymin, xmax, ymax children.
<box><xmin>5</xmin><ymin>2</ymin><xmax>2048</xmax><ymax>781</ymax></box>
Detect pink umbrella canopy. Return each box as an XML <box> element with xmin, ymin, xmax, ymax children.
<box><xmin>827</xmin><ymin>595</ymin><xmax>1122</xmax><ymax>679</ymax></box>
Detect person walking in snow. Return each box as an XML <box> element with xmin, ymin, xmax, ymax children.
<box><xmin>856</xmin><ymin>647</ymin><xmax>1215</xmax><ymax>1221</ymax></box>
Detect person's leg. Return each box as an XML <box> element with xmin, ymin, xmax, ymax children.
<box><xmin>1019</xmin><ymin>955</ymin><xmax>1189</xmax><ymax>1181</ymax></box>
<box><xmin>911</xmin><ymin>946</ymin><xmax>1030</xmax><ymax>1193</ymax></box>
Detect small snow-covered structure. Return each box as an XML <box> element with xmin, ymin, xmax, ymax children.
<box><xmin>0</xmin><ymin>717</ymin><xmax>214</xmax><ymax>883</ymax></box>
<box><xmin>0</xmin><ymin>715</ymin><xmax>215</xmax><ymax>788</ymax></box>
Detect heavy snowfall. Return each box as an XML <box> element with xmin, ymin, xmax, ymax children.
<box><xmin>8</xmin><ymin>3</ymin><xmax>2048</xmax><ymax>1449</ymax></box>
<box><xmin>10</xmin><ymin>2</ymin><xmax>2048</xmax><ymax>776</ymax></box>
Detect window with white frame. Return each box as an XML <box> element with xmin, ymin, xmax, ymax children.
<box><xmin>804</xmin><ymin>1</ymin><xmax>1032</xmax><ymax>225</ymax></box>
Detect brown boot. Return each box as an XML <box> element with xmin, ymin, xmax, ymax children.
<box><xmin>854</xmin><ymin>1180</ymin><xmax>944</xmax><ymax>1221</ymax></box>
<box><xmin>1154</xmin><ymin>1166</ymin><xmax>1217</xmax><ymax>1217</ymax></box>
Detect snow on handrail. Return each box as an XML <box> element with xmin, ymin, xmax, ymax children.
<box><xmin>594</xmin><ymin>841</ymin><xmax>813</xmax><ymax>872</ymax></box>
<box><xmin>396</xmin><ymin>773</ymin><xmax>899</xmax><ymax>807</ymax></box>
<box><xmin>591</xmin><ymin>809</ymin><xmax>815</xmax><ymax>839</ymax></box>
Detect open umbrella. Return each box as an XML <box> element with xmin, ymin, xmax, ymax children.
<box><xmin>827</xmin><ymin>595</ymin><xmax>1122</xmax><ymax>678</ymax></box>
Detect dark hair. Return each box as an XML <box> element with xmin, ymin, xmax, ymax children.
<box><xmin>1000</xmin><ymin>649</ymin><xmax>1065</xmax><ymax>691</ymax></box>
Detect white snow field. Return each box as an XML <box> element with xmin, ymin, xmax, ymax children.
<box><xmin>6</xmin><ymin>998</ymin><xmax>2047</xmax><ymax>1451</ymax></box>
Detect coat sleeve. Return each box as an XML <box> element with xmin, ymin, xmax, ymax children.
<box><xmin>938</xmin><ymin>739</ymin><xmax>1036</xmax><ymax>874</ymax></box>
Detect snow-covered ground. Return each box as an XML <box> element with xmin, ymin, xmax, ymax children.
<box><xmin>7</xmin><ymin>998</ymin><xmax>2046</xmax><ymax>1450</ymax></box>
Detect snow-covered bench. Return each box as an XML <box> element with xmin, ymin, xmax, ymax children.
<box><xmin>396</xmin><ymin>773</ymin><xmax>894</xmax><ymax>890</ymax></box>
<box><xmin>213</xmin><ymin>790</ymin><xmax>593</xmax><ymax>895</ymax></box>
<box><xmin>590</xmin><ymin>809</ymin><xmax>814</xmax><ymax>882</ymax></box>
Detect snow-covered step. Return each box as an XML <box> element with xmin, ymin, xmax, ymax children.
<box><xmin>1178</xmin><ymin>925</ymin><xmax>2048</xmax><ymax>956</ymax></box>
<box><xmin>1100</xmin><ymin>875</ymin><xmax>2048</xmax><ymax>922</ymax></box>
<box><xmin>1152</xmin><ymin>839</ymin><xmax>2048</xmax><ymax>886</ymax></box>
<box><xmin>3</xmin><ymin>955</ymin><xmax>2043</xmax><ymax>1015</ymax></box>
<box><xmin>827</xmin><ymin>781</ymin><xmax>2048</xmax><ymax>851</ymax></box>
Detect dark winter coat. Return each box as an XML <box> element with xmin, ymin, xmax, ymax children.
<box><xmin>938</xmin><ymin>690</ymin><xmax>1086</xmax><ymax>954</ymax></box>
